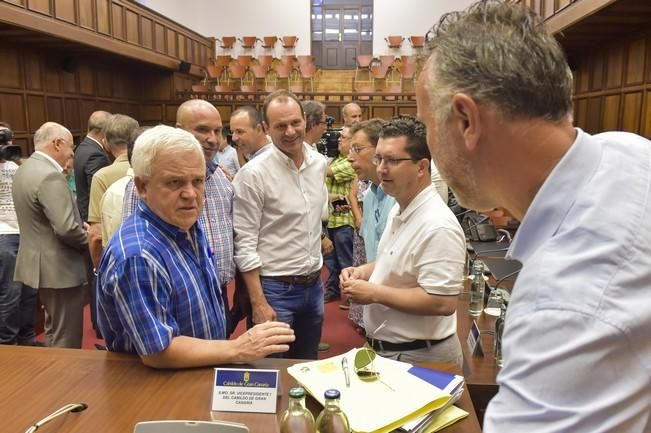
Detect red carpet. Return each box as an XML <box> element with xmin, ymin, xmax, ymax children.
<box><xmin>51</xmin><ymin>270</ymin><xmax>366</xmax><ymax>356</ymax></box>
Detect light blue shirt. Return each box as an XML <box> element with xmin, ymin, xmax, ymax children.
<box><xmin>485</xmin><ymin>129</ymin><xmax>651</xmax><ymax>432</ymax></box>
<box><xmin>360</xmin><ymin>183</ymin><xmax>396</xmax><ymax>261</ymax></box>
<box><xmin>213</xmin><ymin>145</ymin><xmax>240</xmax><ymax>177</ymax></box>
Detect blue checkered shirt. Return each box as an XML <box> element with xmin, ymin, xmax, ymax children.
<box><xmin>123</xmin><ymin>161</ymin><xmax>235</xmax><ymax>285</ymax></box>
<box><xmin>97</xmin><ymin>200</ymin><xmax>227</xmax><ymax>355</ymax></box>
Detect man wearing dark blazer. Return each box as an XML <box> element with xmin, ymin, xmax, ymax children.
<box><xmin>74</xmin><ymin>110</ymin><xmax>111</xmax><ymax>222</ymax></box>
<box><xmin>12</xmin><ymin>122</ymin><xmax>88</xmax><ymax>348</ymax></box>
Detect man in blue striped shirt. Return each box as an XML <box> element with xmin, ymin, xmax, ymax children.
<box><xmin>97</xmin><ymin>125</ymin><xmax>294</xmax><ymax>369</ymax></box>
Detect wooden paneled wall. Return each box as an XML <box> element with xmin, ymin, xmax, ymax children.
<box><xmin>572</xmin><ymin>30</ymin><xmax>650</xmax><ymax>136</ymax></box>
<box><xmin>0</xmin><ymin>40</ymin><xmax>182</xmax><ymax>154</ymax></box>
<box><xmin>0</xmin><ymin>0</ymin><xmax>215</xmax><ymax>71</ymax></box>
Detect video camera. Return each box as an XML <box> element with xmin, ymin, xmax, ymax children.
<box><xmin>0</xmin><ymin>128</ymin><xmax>22</xmax><ymax>162</ymax></box>
<box><xmin>316</xmin><ymin>115</ymin><xmax>341</xmax><ymax>158</ymax></box>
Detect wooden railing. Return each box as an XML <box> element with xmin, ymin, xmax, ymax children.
<box><xmin>0</xmin><ymin>0</ymin><xmax>215</xmax><ymax>73</ymax></box>
<box><xmin>516</xmin><ymin>0</ymin><xmax>618</xmax><ymax>33</ymax></box>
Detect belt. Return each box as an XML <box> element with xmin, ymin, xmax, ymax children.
<box><xmin>267</xmin><ymin>271</ymin><xmax>321</xmax><ymax>286</ymax></box>
<box><xmin>367</xmin><ymin>334</ymin><xmax>453</xmax><ymax>352</ymax></box>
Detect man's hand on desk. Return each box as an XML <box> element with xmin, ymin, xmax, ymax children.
<box><xmin>233</xmin><ymin>321</ymin><xmax>295</xmax><ymax>361</ymax></box>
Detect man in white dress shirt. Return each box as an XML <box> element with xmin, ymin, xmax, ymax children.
<box><xmin>340</xmin><ymin>116</ymin><xmax>465</xmax><ymax>365</ymax></box>
<box><xmin>233</xmin><ymin>90</ymin><xmax>328</xmax><ymax>360</ymax></box>
<box><xmin>416</xmin><ymin>1</ymin><xmax>651</xmax><ymax>431</ymax></box>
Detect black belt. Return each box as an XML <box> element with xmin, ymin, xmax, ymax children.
<box><xmin>267</xmin><ymin>271</ymin><xmax>321</xmax><ymax>286</ymax></box>
<box><xmin>367</xmin><ymin>334</ymin><xmax>453</xmax><ymax>352</ymax></box>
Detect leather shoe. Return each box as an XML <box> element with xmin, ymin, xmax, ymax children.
<box><xmin>323</xmin><ymin>293</ymin><xmax>340</xmax><ymax>303</ymax></box>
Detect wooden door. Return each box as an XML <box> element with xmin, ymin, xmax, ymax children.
<box><xmin>312</xmin><ymin>2</ymin><xmax>373</xmax><ymax>70</ymax></box>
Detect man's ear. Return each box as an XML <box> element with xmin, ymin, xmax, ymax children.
<box><xmin>133</xmin><ymin>176</ymin><xmax>148</xmax><ymax>201</ymax></box>
<box><xmin>450</xmin><ymin>93</ymin><xmax>481</xmax><ymax>152</ymax></box>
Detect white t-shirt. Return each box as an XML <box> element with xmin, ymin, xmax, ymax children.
<box><xmin>364</xmin><ymin>185</ymin><xmax>466</xmax><ymax>342</ymax></box>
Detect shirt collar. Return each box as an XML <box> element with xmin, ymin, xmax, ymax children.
<box><xmin>249</xmin><ymin>143</ymin><xmax>271</xmax><ymax>159</ymax></box>
<box><xmin>86</xmin><ymin>135</ymin><xmax>104</xmax><ymax>150</ymax></box>
<box><xmin>508</xmin><ymin>128</ymin><xmax>600</xmax><ymax>263</ymax></box>
<box><xmin>272</xmin><ymin>143</ymin><xmax>314</xmax><ymax>170</ymax></box>
<box><xmin>394</xmin><ymin>184</ymin><xmax>436</xmax><ymax>223</ymax></box>
<box><xmin>136</xmin><ymin>200</ymin><xmax>201</xmax><ymax>241</ymax></box>
<box><xmin>34</xmin><ymin>151</ymin><xmax>63</xmax><ymax>172</ymax></box>
<box><xmin>206</xmin><ymin>159</ymin><xmax>218</xmax><ymax>176</ymax></box>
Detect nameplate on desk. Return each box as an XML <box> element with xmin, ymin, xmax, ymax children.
<box><xmin>212</xmin><ymin>368</ymin><xmax>278</xmax><ymax>413</ymax></box>
<box><xmin>467</xmin><ymin>320</ymin><xmax>483</xmax><ymax>356</ymax></box>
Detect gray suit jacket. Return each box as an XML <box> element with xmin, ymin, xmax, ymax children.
<box><xmin>12</xmin><ymin>152</ymin><xmax>88</xmax><ymax>289</ymax></box>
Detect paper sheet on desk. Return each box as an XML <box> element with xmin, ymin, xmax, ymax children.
<box><xmin>287</xmin><ymin>348</ymin><xmax>453</xmax><ymax>433</ymax></box>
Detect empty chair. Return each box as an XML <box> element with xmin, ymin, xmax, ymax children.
<box><xmin>355</xmin><ymin>82</ymin><xmax>374</xmax><ymax>101</ymax></box>
<box><xmin>237</xmin><ymin>55</ymin><xmax>253</xmax><ymax>68</ymax></box>
<box><xmin>256</xmin><ymin>55</ymin><xmax>274</xmax><ymax>68</ymax></box>
<box><xmin>296</xmin><ymin>55</ymin><xmax>314</xmax><ymax>66</ymax></box>
<box><xmin>385</xmin><ymin>35</ymin><xmax>404</xmax><ymax>49</ymax></box>
<box><xmin>281</xmin><ymin>36</ymin><xmax>298</xmax><ymax>48</ymax></box>
<box><xmin>379</xmin><ymin>55</ymin><xmax>396</xmax><ymax>69</ymax></box>
<box><xmin>400</xmin><ymin>61</ymin><xmax>418</xmax><ymax>92</ymax></box>
<box><xmin>206</xmin><ymin>65</ymin><xmax>224</xmax><ymax>81</ymax></box>
<box><xmin>251</xmin><ymin>64</ymin><xmax>269</xmax><ymax>91</ymax></box>
<box><xmin>409</xmin><ymin>35</ymin><xmax>425</xmax><ymax>49</ymax></box>
<box><xmin>299</xmin><ymin>63</ymin><xmax>318</xmax><ymax>92</ymax></box>
<box><xmin>280</xmin><ymin>55</ymin><xmax>295</xmax><ymax>69</ymax></box>
<box><xmin>371</xmin><ymin>64</ymin><xmax>389</xmax><ymax>91</ymax></box>
<box><xmin>275</xmin><ymin>62</ymin><xmax>293</xmax><ymax>89</ymax></box>
<box><xmin>260</xmin><ymin>36</ymin><xmax>278</xmax><ymax>49</ymax></box>
<box><xmin>228</xmin><ymin>64</ymin><xmax>246</xmax><ymax>90</ymax></box>
<box><xmin>239</xmin><ymin>36</ymin><xmax>257</xmax><ymax>49</ymax></box>
<box><xmin>264</xmin><ymin>70</ymin><xmax>279</xmax><ymax>92</ymax></box>
<box><xmin>354</xmin><ymin>54</ymin><xmax>374</xmax><ymax>85</ymax></box>
<box><xmin>215</xmin><ymin>55</ymin><xmax>232</xmax><ymax>67</ymax></box>
<box><xmin>217</xmin><ymin>36</ymin><xmax>236</xmax><ymax>50</ymax></box>
<box><xmin>356</xmin><ymin>55</ymin><xmax>373</xmax><ymax>68</ymax></box>
<box><xmin>191</xmin><ymin>84</ymin><xmax>208</xmax><ymax>93</ymax></box>
<box><xmin>240</xmin><ymin>70</ymin><xmax>256</xmax><ymax>96</ymax></box>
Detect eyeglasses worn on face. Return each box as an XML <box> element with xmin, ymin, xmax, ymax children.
<box><xmin>349</xmin><ymin>145</ymin><xmax>372</xmax><ymax>154</ymax></box>
<box><xmin>372</xmin><ymin>155</ymin><xmax>416</xmax><ymax>166</ymax></box>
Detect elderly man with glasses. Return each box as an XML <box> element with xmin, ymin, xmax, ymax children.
<box><xmin>340</xmin><ymin>115</ymin><xmax>465</xmax><ymax>365</ymax></box>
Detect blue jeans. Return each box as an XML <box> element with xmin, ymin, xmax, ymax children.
<box><xmin>324</xmin><ymin>226</ymin><xmax>355</xmax><ymax>297</ymax></box>
<box><xmin>257</xmin><ymin>277</ymin><xmax>324</xmax><ymax>359</ymax></box>
<box><xmin>0</xmin><ymin>234</ymin><xmax>38</xmax><ymax>345</ymax></box>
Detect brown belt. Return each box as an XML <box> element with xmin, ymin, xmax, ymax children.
<box><xmin>267</xmin><ymin>271</ymin><xmax>321</xmax><ymax>286</ymax></box>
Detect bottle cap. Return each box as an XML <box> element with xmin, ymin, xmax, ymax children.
<box><xmin>324</xmin><ymin>389</ymin><xmax>340</xmax><ymax>399</ymax></box>
<box><xmin>289</xmin><ymin>386</ymin><xmax>306</xmax><ymax>398</ymax></box>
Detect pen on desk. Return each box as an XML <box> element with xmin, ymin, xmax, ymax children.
<box><xmin>341</xmin><ymin>357</ymin><xmax>350</xmax><ymax>387</ymax></box>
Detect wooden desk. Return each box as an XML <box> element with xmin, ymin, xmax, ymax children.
<box><xmin>0</xmin><ymin>346</ymin><xmax>481</xmax><ymax>433</ymax></box>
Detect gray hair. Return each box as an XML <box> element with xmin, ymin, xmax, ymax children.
<box><xmin>131</xmin><ymin>125</ymin><xmax>204</xmax><ymax>178</ymax></box>
<box><xmin>424</xmin><ymin>0</ymin><xmax>573</xmax><ymax>123</ymax></box>
<box><xmin>302</xmin><ymin>100</ymin><xmax>326</xmax><ymax>132</ymax></box>
<box><xmin>87</xmin><ymin>110</ymin><xmax>111</xmax><ymax>133</ymax></box>
<box><xmin>33</xmin><ymin>122</ymin><xmax>70</xmax><ymax>150</ymax></box>
<box><xmin>105</xmin><ymin>114</ymin><xmax>139</xmax><ymax>150</ymax></box>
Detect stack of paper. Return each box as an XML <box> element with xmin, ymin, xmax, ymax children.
<box><xmin>287</xmin><ymin>348</ymin><xmax>468</xmax><ymax>433</ymax></box>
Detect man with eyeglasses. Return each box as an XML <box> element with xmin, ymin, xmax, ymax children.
<box><xmin>340</xmin><ymin>115</ymin><xmax>466</xmax><ymax>365</ymax></box>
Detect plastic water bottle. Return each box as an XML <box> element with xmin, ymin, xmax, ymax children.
<box><xmin>315</xmin><ymin>389</ymin><xmax>350</xmax><ymax>433</ymax></box>
<box><xmin>280</xmin><ymin>387</ymin><xmax>316</xmax><ymax>433</ymax></box>
<box><xmin>468</xmin><ymin>261</ymin><xmax>485</xmax><ymax>316</ymax></box>
<box><xmin>494</xmin><ymin>299</ymin><xmax>506</xmax><ymax>367</ymax></box>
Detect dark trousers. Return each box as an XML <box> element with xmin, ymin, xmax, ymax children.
<box><xmin>0</xmin><ymin>234</ymin><xmax>38</xmax><ymax>345</ymax></box>
<box><xmin>324</xmin><ymin>225</ymin><xmax>355</xmax><ymax>297</ymax></box>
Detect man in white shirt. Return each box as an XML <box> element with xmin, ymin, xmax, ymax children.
<box><xmin>229</xmin><ymin>106</ymin><xmax>271</xmax><ymax>162</ymax></box>
<box><xmin>340</xmin><ymin>115</ymin><xmax>466</xmax><ymax>365</ymax></box>
<box><xmin>233</xmin><ymin>90</ymin><xmax>328</xmax><ymax>360</ymax></box>
<box><xmin>416</xmin><ymin>1</ymin><xmax>651</xmax><ymax>431</ymax></box>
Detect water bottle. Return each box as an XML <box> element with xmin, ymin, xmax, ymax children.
<box><xmin>315</xmin><ymin>389</ymin><xmax>350</xmax><ymax>433</ymax></box>
<box><xmin>280</xmin><ymin>387</ymin><xmax>316</xmax><ymax>433</ymax></box>
<box><xmin>468</xmin><ymin>261</ymin><xmax>485</xmax><ymax>316</ymax></box>
<box><xmin>494</xmin><ymin>299</ymin><xmax>506</xmax><ymax>367</ymax></box>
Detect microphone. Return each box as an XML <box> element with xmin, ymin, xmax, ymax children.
<box><xmin>463</xmin><ymin>215</ymin><xmax>489</xmax><ymax>234</ymax></box>
<box><xmin>25</xmin><ymin>403</ymin><xmax>88</xmax><ymax>433</ymax></box>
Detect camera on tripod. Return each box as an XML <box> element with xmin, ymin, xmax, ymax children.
<box><xmin>0</xmin><ymin>127</ymin><xmax>22</xmax><ymax>162</ymax></box>
<box><xmin>316</xmin><ymin>115</ymin><xmax>341</xmax><ymax>158</ymax></box>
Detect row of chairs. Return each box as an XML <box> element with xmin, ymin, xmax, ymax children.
<box><xmin>216</xmin><ymin>36</ymin><xmax>298</xmax><ymax>52</ymax></box>
<box><xmin>353</xmin><ymin>54</ymin><xmax>421</xmax><ymax>97</ymax></box>
<box><xmin>194</xmin><ymin>55</ymin><xmax>318</xmax><ymax>95</ymax></box>
<box><xmin>385</xmin><ymin>35</ymin><xmax>426</xmax><ymax>49</ymax></box>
